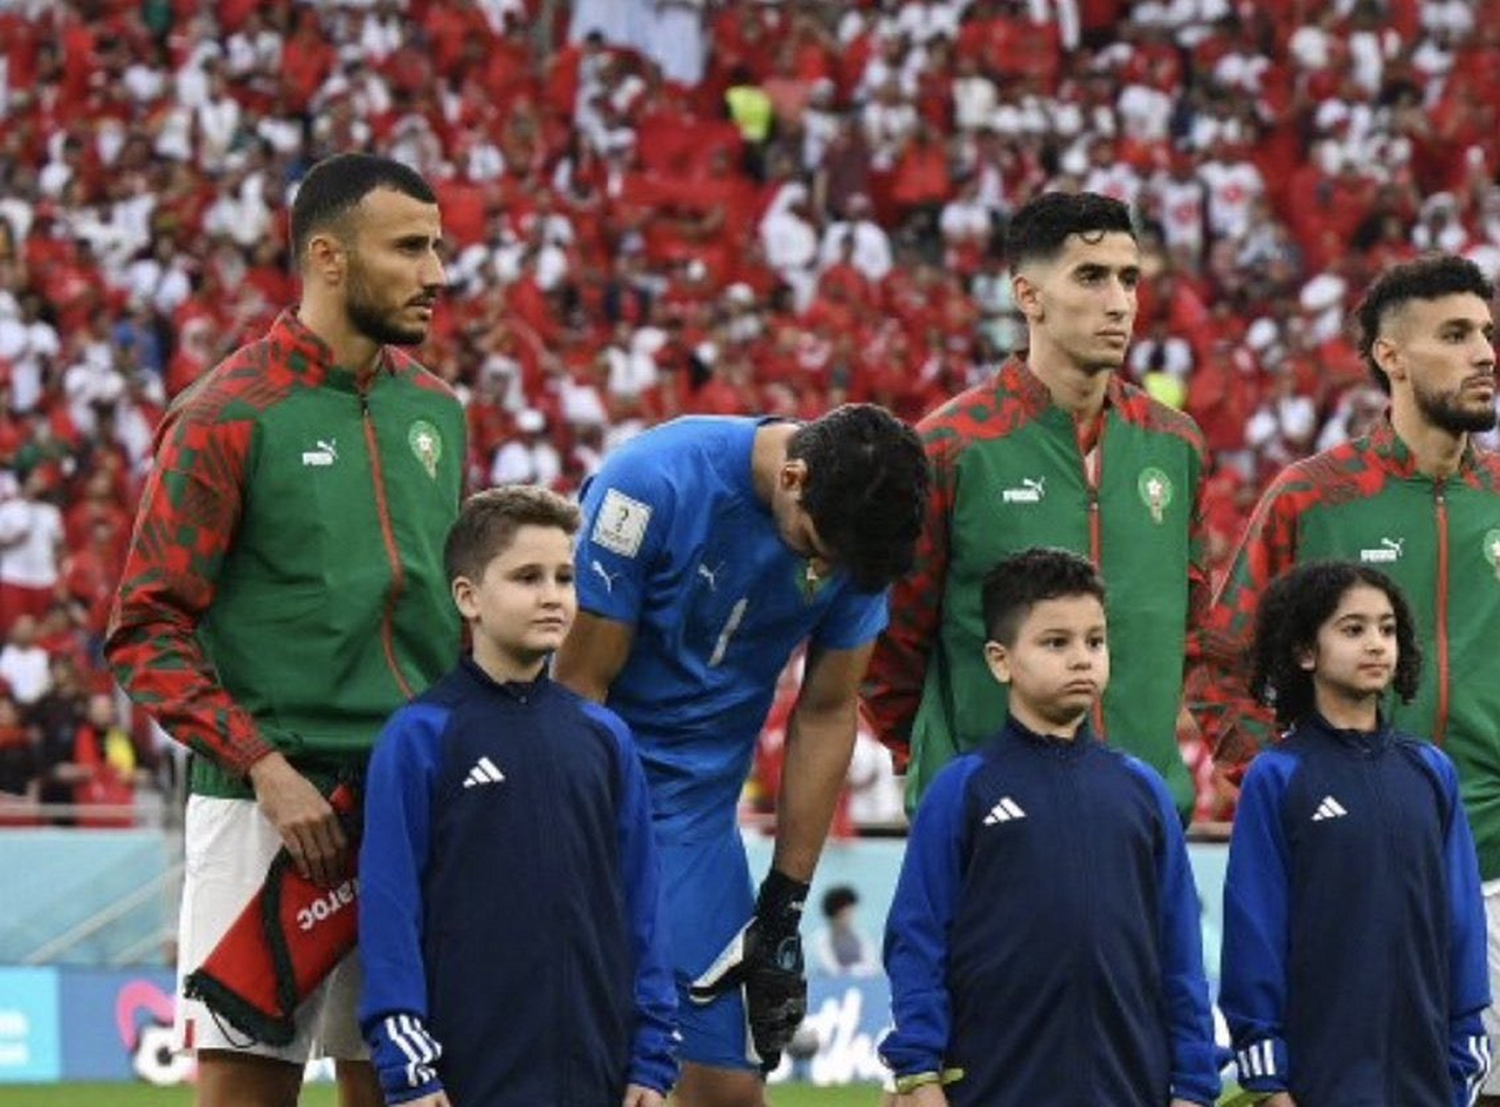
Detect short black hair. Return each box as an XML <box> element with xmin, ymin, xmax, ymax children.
<box><xmin>822</xmin><ymin>885</ymin><xmax>859</xmax><ymax>919</ymax></box>
<box><xmin>444</xmin><ymin>486</ymin><xmax>580</xmax><ymax>586</ymax></box>
<box><xmin>1005</xmin><ymin>191</ymin><xmax>1135</xmax><ymax>272</ymax></box>
<box><xmin>1356</xmin><ymin>254</ymin><xmax>1494</xmax><ymax>393</ymax></box>
<box><xmin>1250</xmin><ymin>560</ymin><xmax>1421</xmax><ymax>729</ymax></box>
<box><xmin>981</xmin><ymin>548</ymin><xmax>1106</xmax><ymax>646</ymax></box>
<box><xmin>290</xmin><ymin>153</ymin><xmax>437</xmax><ymax>264</ymax></box>
<box><xmin>788</xmin><ymin>404</ymin><xmax>928</xmax><ymax>592</ymax></box>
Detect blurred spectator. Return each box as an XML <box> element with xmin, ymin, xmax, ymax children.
<box><xmin>0</xmin><ymin>690</ymin><xmax>34</xmax><ymax>797</ymax></box>
<box><xmin>0</xmin><ymin>614</ymin><xmax>50</xmax><ymax>706</ymax></box>
<box><xmin>810</xmin><ymin>885</ymin><xmax>880</xmax><ymax>977</ymax></box>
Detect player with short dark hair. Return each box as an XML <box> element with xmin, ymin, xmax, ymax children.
<box><xmin>1221</xmin><ymin>561</ymin><xmax>1489</xmax><ymax>1105</ymax></box>
<box><xmin>359</xmin><ymin>486</ymin><xmax>676</xmax><ymax>1107</ymax></box>
<box><xmin>554</xmin><ymin>405</ymin><xmax>927</xmax><ymax>1107</ymax></box>
<box><xmin>1188</xmin><ymin>253</ymin><xmax>1500</xmax><ymax>1099</ymax></box>
<box><xmin>883</xmin><ymin>547</ymin><xmax>1218</xmax><ymax>1107</ymax></box>
<box><xmin>107</xmin><ymin>152</ymin><xmax>463</xmax><ymax>1107</ymax></box>
<box><xmin>866</xmin><ymin>190</ymin><xmax>1212</xmax><ymax>819</ymax></box>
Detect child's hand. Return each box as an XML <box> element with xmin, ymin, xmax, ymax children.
<box><xmin>406</xmin><ymin>1094</ymin><xmax>452</xmax><ymax>1107</ymax></box>
<box><xmin>621</xmin><ymin>1083</ymin><xmax>665</xmax><ymax>1107</ymax></box>
<box><xmin>893</xmin><ymin>1085</ymin><xmax>949</xmax><ymax>1107</ymax></box>
<box><xmin>1263</xmin><ymin>1095</ymin><xmax>1296</xmax><ymax>1107</ymax></box>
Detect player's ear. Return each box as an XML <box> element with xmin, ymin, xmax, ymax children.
<box><xmin>780</xmin><ymin>457</ymin><xmax>810</xmax><ymax>493</ymax></box>
<box><xmin>984</xmin><ymin>639</ymin><xmax>1011</xmax><ymax>684</ymax></box>
<box><xmin>451</xmin><ymin>575</ymin><xmax>480</xmax><ymax>620</ymax></box>
<box><xmin>1371</xmin><ymin>333</ymin><xmax>1403</xmax><ymax>384</ymax></box>
<box><xmin>1013</xmin><ymin>268</ymin><xmax>1043</xmax><ymax>324</ymax></box>
<box><xmin>305</xmin><ymin>230</ymin><xmax>347</xmax><ymax>288</ymax></box>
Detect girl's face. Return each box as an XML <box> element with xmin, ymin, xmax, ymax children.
<box><xmin>1302</xmin><ymin>583</ymin><xmax>1398</xmax><ymax>705</ymax></box>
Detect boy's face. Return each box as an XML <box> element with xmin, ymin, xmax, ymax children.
<box><xmin>1300</xmin><ymin>583</ymin><xmax>1396</xmax><ymax>705</ymax></box>
<box><xmin>984</xmin><ymin>594</ymin><xmax>1109</xmax><ymax>729</ymax></box>
<box><xmin>453</xmin><ymin>524</ymin><xmax>577</xmax><ymax>676</ymax></box>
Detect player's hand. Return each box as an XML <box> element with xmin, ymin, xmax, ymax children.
<box><xmin>688</xmin><ymin>869</ymin><xmax>810</xmax><ymax>1072</ymax></box>
<box><xmin>621</xmin><ymin>1083</ymin><xmax>665</xmax><ymax>1106</ymax></box>
<box><xmin>893</xmin><ymin>1085</ymin><xmax>948</xmax><ymax>1106</ymax></box>
<box><xmin>248</xmin><ymin>752</ymin><xmax>348</xmax><ymax>887</ymax></box>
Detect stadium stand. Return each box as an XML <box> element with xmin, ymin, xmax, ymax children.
<box><xmin>0</xmin><ymin>0</ymin><xmax>1497</xmax><ymax>822</ymax></box>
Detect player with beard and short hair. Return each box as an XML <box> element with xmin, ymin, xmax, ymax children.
<box><xmin>865</xmin><ymin>191</ymin><xmax>1213</xmax><ymax>820</ymax></box>
<box><xmin>1189</xmin><ymin>253</ymin><xmax>1500</xmax><ymax>1102</ymax></box>
<box><xmin>107</xmin><ymin>152</ymin><xmax>465</xmax><ymax>1107</ymax></box>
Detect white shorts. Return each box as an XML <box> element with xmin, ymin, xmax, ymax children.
<box><xmin>1482</xmin><ymin>879</ymin><xmax>1500</xmax><ymax>1093</ymax></box>
<box><xmin>175</xmin><ymin>795</ymin><xmax>368</xmax><ymax>1064</ymax></box>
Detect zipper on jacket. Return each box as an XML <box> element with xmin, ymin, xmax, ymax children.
<box><xmin>362</xmin><ymin>392</ymin><xmax>415</xmax><ymax>700</ymax></box>
<box><xmin>1434</xmin><ymin>484</ymin><xmax>1450</xmax><ymax>744</ymax></box>
<box><xmin>1079</xmin><ymin>419</ymin><xmax>1105</xmax><ymax>735</ymax></box>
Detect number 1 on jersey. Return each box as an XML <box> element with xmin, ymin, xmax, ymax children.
<box><xmin>708</xmin><ymin>598</ymin><xmax>749</xmax><ymax>667</ymax></box>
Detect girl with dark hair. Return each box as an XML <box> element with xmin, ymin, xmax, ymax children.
<box><xmin>1221</xmin><ymin>560</ymin><xmax>1490</xmax><ymax>1106</ymax></box>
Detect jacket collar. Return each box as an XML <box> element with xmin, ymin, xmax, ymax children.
<box><xmin>1361</xmin><ymin>417</ymin><xmax>1480</xmax><ymax>480</ymax></box>
<box><xmin>998</xmin><ymin>355</ymin><xmax>1124</xmax><ymax>418</ymax></box>
<box><xmin>1003</xmin><ymin>712</ymin><xmax>1095</xmax><ymax>758</ymax></box>
<box><xmin>272</xmin><ymin>309</ymin><xmax>399</xmax><ymax>393</ymax></box>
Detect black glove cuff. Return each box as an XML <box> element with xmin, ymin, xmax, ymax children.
<box><xmin>757</xmin><ymin>869</ymin><xmax>811</xmax><ymax>928</ymax></box>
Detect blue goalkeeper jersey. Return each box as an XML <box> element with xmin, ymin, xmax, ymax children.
<box><xmin>575</xmin><ymin>416</ymin><xmax>888</xmax><ymax>840</ymax></box>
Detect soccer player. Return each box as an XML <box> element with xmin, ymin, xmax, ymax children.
<box><xmin>1220</xmin><ymin>561</ymin><xmax>1489</xmax><ymax>1105</ymax></box>
<box><xmin>881</xmin><ymin>548</ymin><xmax>1218</xmax><ymax>1107</ymax></box>
<box><xmin>358</xmin><ymin>487</ymin><xmax>676</xmax><ymax>1107</ymax></box>
<box><xmin>106</xmin><ymin>153</ymin><xmax>464</xmax><ymax>1107</ymax></box>
<box><xmin>553</xmin><ymin>404</ymin><xmax>927</xmax><ymax>1107</ymax></box>
<box><xmin>864</xmin><ymin>190</ymin><xmax>1211</xmax><ymax>817</ymax></box>
<box><xmin>1188</xmin><ymin>253</ymin><xmax>1500</xmax><ymax>1101</ymax></box>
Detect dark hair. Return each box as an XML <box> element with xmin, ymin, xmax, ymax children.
<box><xmin>981</xmin><ymin>547</ymin><xmax>1106</xmax><ymax>646</ymax></box>
<box><xmin>444</xmin><ymin>486</ymin><xmax>581</xmax><ymax>585</ymax></box>
<box><xmin>1356</xmin><ymin>254</ymin><xmax>1494</xmax><ymax>393</ymax></box>
<box><xmin>290</xmin><ymin>153</ymin><xmax>437</xmax><ymax>264</ymax></box>
<box><xmin>788</xmin><ymin>404</ymin><xmax>928</xmax><ymax>592</ymax></box>
<box><xmin>1005</xmin><ymin>191</ymin><xmax>1135</xmax><ymax>272</ymax></box>
<box><xmin>1250</xmin><ymin>561</ymin><xmax>1421</xmax><ymax>728</ymax></box>
<box><xmin>822</xmin><ymin>885</ymin><xmax>859</xmax><ymax>919</ymax></box>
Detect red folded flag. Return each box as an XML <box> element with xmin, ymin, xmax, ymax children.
<box><xmin>183</xmin><ymin>784</ymin><xmax>361</xmax><ymax>1046</ymax></box>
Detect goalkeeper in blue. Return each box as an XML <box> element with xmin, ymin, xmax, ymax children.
<box><xmin>357</xmin><ymin>487</ymin><xmax>677</xmax><ymax>1106</ymax></box>
<box><xmin>553</xmin><ymin>405</ymin><xmax>927</xmax><ymax>1106</ymax></box>
<box><xmin>1220</xmin><ymin>560</ymin><xmax>1490</xmax><ymax>1107</ymax></box>
<box><xmin>881</xmin><ymin>548</ymin><xmax>1219</xmax><ymax>1107</ymax></box>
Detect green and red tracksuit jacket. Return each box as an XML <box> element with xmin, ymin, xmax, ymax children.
<box><xmin>106</xmin><ymin>311</ymin><xmax>466</xmax><ymax>799</ymax></box>
<box><xmin>1192</xmin><ymin>419</ymin><xmax>1500</xmax><ymax>879</ymax></box>
<box><xmin>864</xmin><ymin>357</ymin><xmax>1211</xmax><ymax>817</ymax></box>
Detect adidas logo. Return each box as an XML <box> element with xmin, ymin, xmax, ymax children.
<box><xmin>1311</xmin><ymin>795</ymin><xmax>1347</xmax><ymax>821</ymax></box>
<box><xmin>463</xmin><ymin>757</ymin><xmax>506</xmax><ymax>789</ymax></box>
<box><xmin>983</xmin><ymin>797</ymin><xmax>1026</xmax><ymax>825</ymax></box>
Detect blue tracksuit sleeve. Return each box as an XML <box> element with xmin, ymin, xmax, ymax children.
<box><xmin>357</xmin><ymin>703</ymin><xmax>448</xmax><ymax>1104</ymax></box>
<box><xmin>595</xmin><ymin>705</ymin><xmax>679</xmax><ymax>1094</ymax></box>
<box><xmin>1220</xmin><ymin>752</ymin><xmax>1295</xmax><ymax>1093</ymax></box>
<box><xmin>881</xmin><ymin>755</ymin><xmax>977</xmax><ymax>1077</ymax></box>
<box><xmin>1419</xmin><ymin>747</ymin><xmax>1493</xmax><ymax>1107</ymax></box>
<box><xmin>1134</xmin><ymin>759</ymin><xmax>1220</xmax><ymax>1106</ymax></box>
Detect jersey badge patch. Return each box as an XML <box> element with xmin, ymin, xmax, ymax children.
<box><xmin>593</xmin><ymin>488</ymin><xmax>652</xmax><ymax>558</ymax></box>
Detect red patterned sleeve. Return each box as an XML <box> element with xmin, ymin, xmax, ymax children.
<box><xmin>104</xmin><ymin>399</ymin><xmax>274</xmax><ymax>776</ymax></box>
<box><xmin>1188</xmin><ymin>469</ymin><xmax>1305</xmax><ymax>775</ymax></box>
<box><xmin>862</xmin><ymin>423</ymin><xmax>957</xmax><ymax>772</ymax></box>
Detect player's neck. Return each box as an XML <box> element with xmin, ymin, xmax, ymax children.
<box><xmin>1313</xmin><ymin>687</ymin><xmax>1380</xmax><ymax>733</ymax></box>
<box><xmin>471</xmin><ymin>640</ymin><xmax>548</xmax><ymax>687</ymax></box>
<box><xmin>1390</xmin><ymin>400</ymin><xmax>1467</xmax><ymax>480</ymax></box>
<box><xmin>1008</xmin><ymin>697</ymin><xmax>1086</xmax><ymax>742</ymax></box>
<box><xmin>751</xmin><ymin>421</ymin><xmax>799</xmax><ymax>505</ymax></box>
<box><xmin>297</xmin><ymin>297</ymin><xmax>383</xmax><ymax>378</ymax></box>
<box><xmin>1025</xmin><ymin>344</ymin><xmax>1111</xmax><ymax>421</ymax></box>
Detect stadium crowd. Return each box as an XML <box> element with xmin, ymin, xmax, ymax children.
<box><xmin>0</xmin><ymin>0</ymin><xmax>1498</xmax><ymax>821</ymax></box>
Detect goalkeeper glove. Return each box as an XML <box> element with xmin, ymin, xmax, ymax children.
<box><xmin>689</xmin><ymin>869</ymin><xmax>810</xmax><ymax>1073</ymax></box>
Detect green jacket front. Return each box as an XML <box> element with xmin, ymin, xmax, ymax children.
<box><xmin>108</xmin><ymin>312</ymin><xmax>466</xmax><ymax>798</ymax></box>
<box><xmin>866</xmin><ymin>358</ymin><xmax>1211</xmax><ymax>816</ymax></box>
